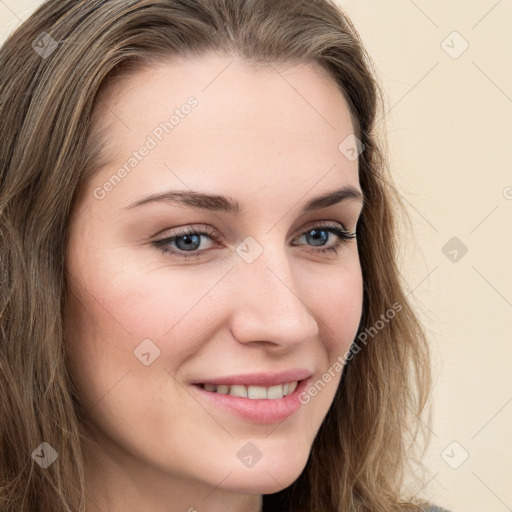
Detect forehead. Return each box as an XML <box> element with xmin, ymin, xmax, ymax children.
<box><xmin>84</xmin><ymin>54</ymin><xmax>360</xmax><ymax>210</ymax></box>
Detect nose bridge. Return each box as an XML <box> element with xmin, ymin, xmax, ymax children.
<box><xmin>227</xmin><ymin>234</ymin><xmax>319</xmax><ymax>347</ymax></box>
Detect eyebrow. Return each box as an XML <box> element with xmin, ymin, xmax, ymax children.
<box><xmin>122</xmin><ymin>185</ymin><xmax>364</xmax><ymax>214</ymax></box>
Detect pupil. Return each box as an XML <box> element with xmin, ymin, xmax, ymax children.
<box><xmin>307</xmin><ymin>229</ymin><xmax>327</xmax><ymax>246</ymax></box>
<box><xmin>177</xmin><ymin>234</ymin><xmax>200</xmax><ymax>251</ymax></box>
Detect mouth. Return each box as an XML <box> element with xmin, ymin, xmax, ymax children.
<box><xmin>190</xmin><ymin>374</ymin><xmax>312</xmax><ymax>424</ymax></box>
<box><xmin>195</xmin><ymin>380</ymin><xmax>299</xmax><ymax>400</ymax></box>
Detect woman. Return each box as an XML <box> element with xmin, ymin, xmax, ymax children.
<box><xmin>0</xmin><ymin>1</ymin><xmax>450</xmax><ymax>511</ymax></box>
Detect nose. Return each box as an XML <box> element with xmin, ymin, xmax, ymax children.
<box><xmin>226</xmin><ymin>239</ymin><xmax>320</xmax><ymax>352</ymax></box>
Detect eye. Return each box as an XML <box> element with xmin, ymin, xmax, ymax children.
<box><xmin>291</xmin><ymin>222</ymin><xmax>356</xmax><ymax>255</ymax></box>
<box><xmin>153</xmin><ymin>225</ymin><xmax>220</xmax><ymax>260</ymax></box>
<box><xmin>152</xmin><ymin>222</ymin><xmax>356</xmax><ymax>260</ymax></box>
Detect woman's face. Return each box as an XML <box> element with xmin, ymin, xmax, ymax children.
<box><xmin>65</xmin><ymin>54</ymin><xmax>364</xmax><ymax>511</ymax></box>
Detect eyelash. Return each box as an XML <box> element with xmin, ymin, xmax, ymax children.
<box><xmin>153</xmin><ymin>222</ymin><xmax>356</xmax><ymax>260</ymax></box>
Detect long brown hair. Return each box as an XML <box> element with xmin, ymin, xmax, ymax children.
<box><xmin>0</xmin><ymin>1</ymin><xmax>433</xmax><ymax>511</ymax></box>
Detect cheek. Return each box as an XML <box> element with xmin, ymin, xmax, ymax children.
<box><xmin>63</xmin><ymin>249</ymin><xmax>227</xmax><ymax>415</ymax></box>
<box><xmin>303</xmin><ymin>257</ymin><xmax>363</xmax><ymax>354</ymax></box>
<box><xmin>63</xmin><ymin>269</ymin><xmax>202</xmax><ymax>466</ymax></box>
<box><xmin>290</xmin><ymin>270</ymin><xmax>362</xmax><ymax>415</ymax></box>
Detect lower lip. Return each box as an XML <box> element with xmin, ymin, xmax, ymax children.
<box><xmin>191</xmin><ymin>377</ymin><xmax>311</xmax><ymax>424</ymax></box>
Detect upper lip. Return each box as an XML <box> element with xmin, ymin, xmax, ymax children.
<box><xmin>190</xmin><ymin>368</ymin><xmax>312</xmax><ymax>387</ymax></box>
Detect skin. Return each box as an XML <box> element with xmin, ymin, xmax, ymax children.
<box><xmin>64</xmin><ymin>53</ymin><xmax>364</xmax><ymax>512</ymax></box>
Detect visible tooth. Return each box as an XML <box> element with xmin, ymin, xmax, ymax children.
<box><xmin>206</xmin><ymin>381</ymin><xmax>298</xmax><ymax>398</ymax></box>
<box><xmin>267</xmin><ymin>384</ymin><xmax>284</xmax><ymax>399</ymax></box>
<box><xmin>248</xmin><ymin>385</ymin><xmax>267</xmax><ymax>399</ymax></box>
<box><xmin>216</xmin><ymin>384</ymin><xmax>229</xmax><ymax>395</ymax></box>
<box><xmin>229</xmin><ymin>384</ymin><xmax>248</xmax><ymax>397</ymax></box>
<box><xmin>287</xmin><ymin>381</ymin><xmax>298</xmax><ymax>394</ymax></box>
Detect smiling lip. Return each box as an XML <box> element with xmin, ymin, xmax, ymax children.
<box><xmin>190</xmin><ymin>369</ymin><xmax>313</xmax><ymax>424</ymax></box>
<box><xmin>190</xmin><ymin>368</ymin><xmax>312</xmax><ymax>387</ymax></box>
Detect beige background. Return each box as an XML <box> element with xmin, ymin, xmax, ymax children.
<box><xmin>1</xmin><ymin>1</ymin><xmax>511</xmax><ymax>511</ymax></box>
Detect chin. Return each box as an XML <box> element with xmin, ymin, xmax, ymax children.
<box><xmin>221</xmin><ymin>450</ymin><xmax>309</xmax><ymax>494</ymax></box>
<box><xmin>222</xmin><ymin>471</ymin><xmax>301</xmax><ymax>495</ymax></box>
